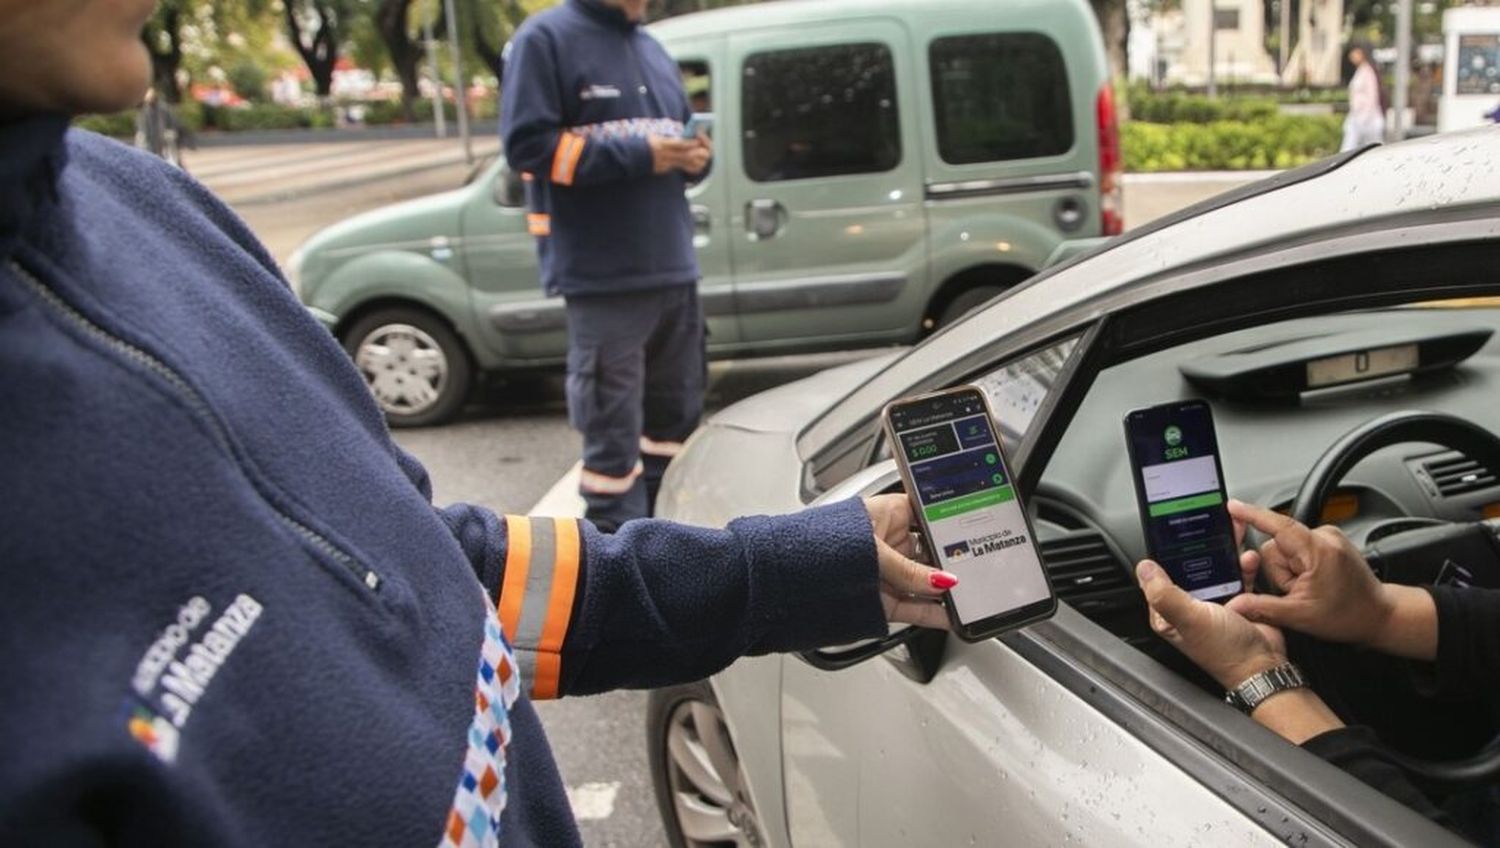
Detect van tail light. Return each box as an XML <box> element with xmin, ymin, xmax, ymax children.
<box><xmin>1096</xmin><ymin>82</ymin><xmax>1124</xmax><ymax>236</ymax></box>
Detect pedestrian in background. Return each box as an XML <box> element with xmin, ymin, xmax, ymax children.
<box><xmin>1341</xmin><ymin>43</ymin><xmax>1385</xmax><ymax>151</ymax></box>
<box><xmin>134</xmin><ymin>86</ymin><xmax>184</xmax><ymax>168</ymax></box>
<box><xmin>502</xmin><ymin>0</ymin><xmax>712</xmax><ymax>532</ymax></box>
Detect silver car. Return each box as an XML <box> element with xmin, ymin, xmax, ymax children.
<box><xmin>647</xmin><ymin>130</ymin><xmax>1500</xmax><ymax>847</ymax></box>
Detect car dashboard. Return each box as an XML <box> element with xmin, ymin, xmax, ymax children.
<box><xmin>1031</xmin><ymin>307</ymin><xmax>1500</xmax><ymax>641</ymax></box>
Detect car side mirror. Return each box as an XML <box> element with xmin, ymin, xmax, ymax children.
<box><xmin>494</xmin><ymin>167</ymin><xmax>525</xmax><ymax>208</ymax></box>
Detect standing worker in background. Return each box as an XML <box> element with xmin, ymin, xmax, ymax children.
<box><xmin>1341</xmin><ymin>43</ymin><xmax>1386</xmax><ymax>151</ymax></box>
<box><xmin>502</xmin><ymin>0</ymin><xmax>712</xmax><ymax>532</ymax></box>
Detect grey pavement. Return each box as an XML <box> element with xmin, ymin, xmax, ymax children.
<box><xmin>209</xmin><ymin>137</ymin><xmax>1260</xmax><ymax>842</ymax></box>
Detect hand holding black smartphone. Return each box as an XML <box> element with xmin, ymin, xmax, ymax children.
<box><xmin>884</xmin><ymin>386</ymin><xmax>1056</xmax><ymax>642</ymax></box>
<box><xmin>1123</xmin><ymin>400</ymin><xmax>1241</xmax><ymax>602</ymax></box>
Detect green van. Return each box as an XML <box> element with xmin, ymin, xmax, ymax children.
<box><xmin>287</xmin><ymin>0</ymin><xmax>1118</xmax><ymax>426</ymax></box>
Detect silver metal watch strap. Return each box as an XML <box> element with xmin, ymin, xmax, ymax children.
<box><xmin>1224</xmin><ymin>662</ymin><xmax>1308</xmax><ymax>713</ymax></box>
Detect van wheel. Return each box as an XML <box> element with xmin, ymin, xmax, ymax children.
<box><xmin>935</xmin><ymin>284</ymin><xmax>1006</xmax><ymax>329</ymax></box>
<box><xmin>648</xmin><ymin>681</ymin><xmax>764</xmax><ymax>848</ymax></box>
<box><xmin>342</xmin><ymin>307</ymin><xmax>472</xmax><ymax>427</ymax></box>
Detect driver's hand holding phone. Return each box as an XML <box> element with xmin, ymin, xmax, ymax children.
<box><xmin>1126</xmin><ymin>400</ymin><xmax>1441</xmax><ymax>743</ymax></box>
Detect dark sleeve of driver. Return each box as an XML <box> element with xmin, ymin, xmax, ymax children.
<box><xmin>1426</xmin><ymin>585</ymin><xmax>1500</xmax><ymax>698</ymax></box>
<box><xmin>1302</xmin><ymin>727</ymin><xmax>1454</xmax><ymax>829</ymax></box>
<box><xmin>459</xmin><ymin>498</ymin><xmax>888</xmax><ymax>700</ymax></box>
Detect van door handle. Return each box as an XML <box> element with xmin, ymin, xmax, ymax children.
<box><xmin>746</xmin><ymin>198</ymin><xmax>785</xmax><ymax>240</ymax></box>
<box><xmin>691</xmin><ymin>204</ymin><xmax>712</xmax><ymax>233</ymax></box>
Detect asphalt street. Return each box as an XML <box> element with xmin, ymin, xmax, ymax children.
<box><xmin>202</xmin><ymin>135</ymin><xmax>1252</xmax><ymax>844</ymax></box>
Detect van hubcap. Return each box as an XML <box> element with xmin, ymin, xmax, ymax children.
<box><xmin>665</xmin><ymin>699</ymin><xmax>763</xmax><ymax>847</ymax></box>
<box><xmin>353</xmin><ymin>324</ymin><xmax>448</xmax><ymax>416</ymax></box>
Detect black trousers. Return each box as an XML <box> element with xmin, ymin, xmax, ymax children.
<box><xmin>563</xmin><ymin>286</ymin><xmax>705</xmax><ymax>532</ymax></box>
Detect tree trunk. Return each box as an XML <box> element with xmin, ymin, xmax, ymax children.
<box><xmin>469</xmin><ymin>0</ymin><xmax>503</xmax><ymax>78</ymax></box>
<box><xmin>1089</xmin><ymin>0</ymin><xmax>1130</xmax><ymax>119</ymax></box>
<box><xmin>474</xmin><ymin>0</ymin><xmax>530</xmax><ymax>86</ymax></box>
<box><xmin>285</xmin><ymin>1</ymin><xmax>340</xmax><ymax>99</ymax></box>
<box><xmin>377</xmin><ymin>0</ymin><xmax>422</xmax><ymax>121</ymax></box>
<box><xmin>1090</xmin><ymin>0</ymin><xmax>1129</xmax><ymax>82</ymax></box>
<box><xmin>141</xmin><ymin>6</ymin><xmax>185</xmax><ymax>103</ymax></box>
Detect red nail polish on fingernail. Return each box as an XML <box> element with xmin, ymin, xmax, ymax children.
<box><xmin>929</xmin><ymin>571</ymin><xmax>958</xmax><ymax>590</ymax></box>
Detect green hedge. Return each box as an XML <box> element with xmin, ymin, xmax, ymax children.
<box><xmin>75</xmin><ymin>100</ymin><xmax>206</xmax><ymax>138</ymax></box>
<box><xmin>1127</xmin><ymin>83</ymin><xmax>1345</xmax><ymax>117</ymax></box>
<box><xmin>203</xmin><ymin>103</ymin><xmax>334</xmax><ymax>132</ymax></box>
<box><xmin>362</xmin><ymin>97</ymin><xmax>499</xmax><ymax>126</ymax></box>
<box><xmin>1128</xmin><ymin>89</ymin><xmax>1281</xmax><ymax>124</ymax></box>
<box><xmin>74</xmin><ymin>111</ymin><xmax>138</xmax><ymax>138</ymax></box>
<box><xmin>74</xmin><ymin>98</ymin><xmax>501</xmax><ymax>137</ymax></box>
<box><xmin>1123</xmin><ymin>115</ymin><xmax>1343</xmax><ymax>171</ymax></box>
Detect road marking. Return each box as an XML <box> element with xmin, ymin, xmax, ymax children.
<box><xmin>566</xmin><ymin>781</ymin><xmax>620</xmax><ymax>821</ymax></box>
<box><xmin>529</xmin><ymin>461</ymin><xmax>586</xmax><ymax>518</ymax></box>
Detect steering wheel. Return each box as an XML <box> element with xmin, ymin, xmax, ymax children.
<box><xmin>1288</xmin><ymin>410</ymin><xmax>1500</xmax><ymax>791</ymax></box>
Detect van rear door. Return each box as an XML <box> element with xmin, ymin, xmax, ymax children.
<box><xmin>724</xmin><ymin>19</ymin><xmax>928</xmax><ymax>349</ymax></box>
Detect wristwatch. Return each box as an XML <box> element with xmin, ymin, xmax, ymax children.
<box><xmin>1224</xmin><ymin>662</ymin><xmax>1308</xmax><ymax>714</ymax></box>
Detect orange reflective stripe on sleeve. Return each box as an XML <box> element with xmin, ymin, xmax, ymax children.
<box><xmin>497</xmin><ymin>515</ymin><xmax>532</xmax><ymax>642</ymax></box>
<box><xmin>526</xmin><ymin>213</ymin><xmax>551</xmax><ymax>236</ymax></box>
<box><xmin>550</xmin><ymin>133</ymin><xmax>586</xmax><ymax>185</ymax></box>
<box><xmin>530</xmin><ymin>518</ymin><xmax>581</xmax><ymax>699</ymax></box>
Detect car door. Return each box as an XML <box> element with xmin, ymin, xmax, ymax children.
<box><xmin>777</xmin><ymin>336</ymin><xmax>1276</xmax><ymax>846</ymax></box>
<box><xmin>458</xmin><ymin>160</ymin><xmax>559</xmax><ymax>363</ymax></box>
<box><xmin>658</xmin><ymin>44</ymin><xmax>740</xmax><ymax>354</ymax></box>
<box><xmin>725</xmin><ymin>21</ymin><xmax>929</xmax><ymax>349</ymax></box>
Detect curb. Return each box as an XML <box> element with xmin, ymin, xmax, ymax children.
<box><xmin>192</xmin><ymin>122</ymin><xmax>494</xmax><ymax>148</ymax></box>
<box><xmin>223</xmin><ymin>149</ymin><xmax>495</xmax><ymax>207</ymax></box>
<box><xmin>1123</xmin><ymin>170</ymin><xmax>1281</xmax><ymax>184</ymax></box>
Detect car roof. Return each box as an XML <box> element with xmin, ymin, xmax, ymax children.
<box><xmin>649</xmin><ymin>0</ymin><xmax>1094</xmax><ymax>41</ymax></box>
<box><xmin>799</xmin><ymin>127</ymin><xmax>1500</xmax><ymax>452</ymax></box>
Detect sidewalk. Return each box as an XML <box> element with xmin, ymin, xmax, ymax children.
<box><xmin>186</xmin><ymin>136</ymin><xmax>498</xmax><ymax>207</ymax></box>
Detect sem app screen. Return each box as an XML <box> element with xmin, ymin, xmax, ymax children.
<box><xmin>1125</xmin><ymin>401</ymin><xmax>1240</xmax><ymax>601</ymax></box>
<box><xmin>890</xmin><ymin>394</ymin><xmax>1049</xmax><ymax>625</ymax></box>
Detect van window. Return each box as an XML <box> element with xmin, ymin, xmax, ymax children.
<box><xmin>679</xmin><ymin>59</ymin><xmax>712</xmax><ymax>112</ymax></box>
<box><xmin>929</xmin><ymin>33</ymin><xmax>1074</xmax><ymax>164</ymax></box>
<box><xmin>742</xmin><ymin>42</ymin><xmax>900</xmax><ymax>182</ymax></box>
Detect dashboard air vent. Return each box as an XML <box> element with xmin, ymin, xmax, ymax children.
<box><xmin>1040</xmin><ymin>530</ymin><xmax>1132</xmax><ymax>610</ymax></box>
<box><xmin>1422</xmin><ymin>452</ymin><xmax>1496</xmax><ymax>498</ymax></box>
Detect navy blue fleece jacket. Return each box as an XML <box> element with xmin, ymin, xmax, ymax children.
<box><xmin>0</xmin><ymin>116</ymin><xmax>884</xmax><ymax>847</ymax></box>
<box><xmin>500</xmin><ymin>0</ymin><xmax>701</xmax><ymax>297</ymax></box>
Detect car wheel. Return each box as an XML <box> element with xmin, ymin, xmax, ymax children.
<box><xmin>342</xmin><ymin>307</ymin><xmax>472</xmax><ymax>427</ymax></box>
<box><xmin>935</xmin><ymin>284</ymin><xmax>1006</xmax><ymax>329</ymax></box>
<box><xmin>648</xmin><ymin>681</ymin><xmax>765</xmax><ymax>848</ymax></box>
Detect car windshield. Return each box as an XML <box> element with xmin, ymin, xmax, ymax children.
<box><xmin>973</xmin><ymin>336</ymin><xmax>1078</xmax><ymax>454</ymax></box>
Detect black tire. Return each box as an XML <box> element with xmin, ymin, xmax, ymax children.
<box><xmin>648</xmin><ymin>681</ymin><xmax>764</xmax><ymax>848</ymax></box>
<box><xmin>935</xmin><ymin>284</ymin><xmax>1007</xmax><ymax>329</ymax></box>
<box><xmin>341</xmin><ymin>306</ymin><xmax>472</xmax><ymax>428</ymax></box>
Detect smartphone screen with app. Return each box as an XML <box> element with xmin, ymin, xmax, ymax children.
<box><xmin>884</xmin><ymin>386</ymin><xmax>1056</xmax><ymax>641</ymax></box>
<box><xmin>1123</xmin><ymin>400</ymin><xmax>1241</xmax><ymax>602</ymax></box>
